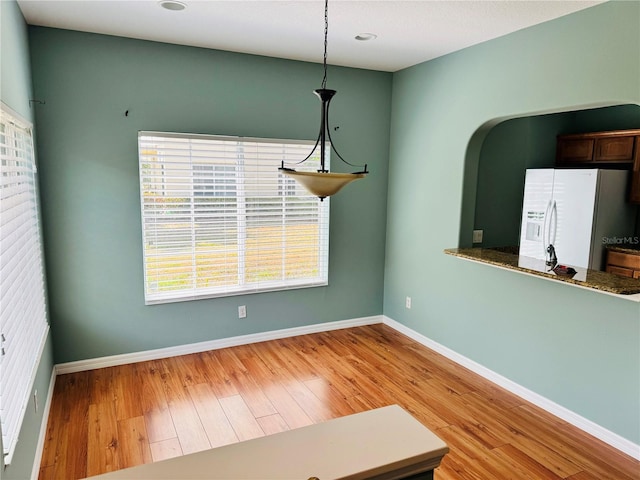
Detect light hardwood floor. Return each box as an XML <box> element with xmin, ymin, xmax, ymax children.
<box><xmin>38</xmin><ymin>324</ymin><xmax>639</xmax><ymax>479</ymax></box>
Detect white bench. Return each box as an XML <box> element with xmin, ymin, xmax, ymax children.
<box><xmin>88</xmin><ymin>404</ymin><xmax>449</xmax><ymax>480</ymax></box>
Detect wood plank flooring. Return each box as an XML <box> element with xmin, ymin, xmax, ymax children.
<box><xmin>38</xmin><ymin>324</ymin><xmax>639</xmax><ymax>479</ymax></box>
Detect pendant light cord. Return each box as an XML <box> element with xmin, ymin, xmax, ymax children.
<box><xmin>321</xmin><ymin>0</ymin><xmax>328</xmax><ymax>89</ymax></box>
<box><xmin>279</xmin><ymin>0</ymin><xmax>369</xmax><ymax>175</ymax></box>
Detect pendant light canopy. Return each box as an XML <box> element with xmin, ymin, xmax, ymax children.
<box><xmin>279</xmin><ymin>0</ymin><xmax>368</xmax><ymax>200</ymax></box>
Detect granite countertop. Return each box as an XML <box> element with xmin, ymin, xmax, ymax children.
<box><xmin>445</xmin><ymin>247</ymin><xmax>640</xmax><ymax>295</ymax></box>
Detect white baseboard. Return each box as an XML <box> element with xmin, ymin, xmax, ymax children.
<box><xmin>382</xmin><ymin>316</ymin><xmax>640</xmax><ymax>461</ymax></box>
<box><xmin>55</xmin><ymin>315</ymin><xmax>383</xmax><ymax>375</ymax></box>
<box><xmin>30</xmin><ymin>367</ymin><xmax>56</xmax><ymax>480</ymax></box>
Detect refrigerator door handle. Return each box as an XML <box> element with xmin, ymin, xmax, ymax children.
<box><xmin>550</xmin><ymin>200</ymin><xmax>558</xmax><ymax>246</ymax></box>
<box><xmin>545</xmin><ymin>200</ymin><xmax>559</xmax><ymax>268</ymax></box>
<box><xmin>542</xmin><ymin>199</ymin><xmax>552</xmax><ymax>256</ymax></box>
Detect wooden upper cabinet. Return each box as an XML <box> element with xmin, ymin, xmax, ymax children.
<box><xmin>594</xmin><ymin>136</ymin><xmax>635</xmax><ymax>162</ymax></box>
<box><xmin>556</xmin><ymin>138</ymin><xmax>594</xmax><ymax>163</ymax></box>
<box><xmin>557</xmin><ymin>129</ymin><xmax>640</xmax><ymax>165</ymax></box>
<box><xmin>556</xmin><ymin>128</ymin><xmax>640</xmax><ymax>203</ymax></box>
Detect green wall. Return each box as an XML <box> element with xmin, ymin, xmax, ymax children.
<box><xmin>1</xmin><ymin>0</ymin><xmax>33</xmax><ymax>116</ymax></box>
<box><xmin>0</xmin><ymin>1</ymin><xmax>55</xmax><ymax>478</ymax></box>
<box><xmin>28</xmin><ymin>27</ymin><xmax>392</xmax><ymax>364</ymax></box>
<box><xmin>385</xmin><ymin>0</ymin><xmax>640</xmax><ymax>445</ymax></box>
<box><xmin>475</xmin><ymin>105</ymin><xmax>640</xmax><ymax>249</ymax></box>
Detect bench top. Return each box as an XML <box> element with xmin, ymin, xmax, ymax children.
<box><xmin>87</xmin><ymin>404</ymin><xmax>449</xmax><ymax>480</ymax></box>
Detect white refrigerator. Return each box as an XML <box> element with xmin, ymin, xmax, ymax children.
<box><xmin>518</xmin><ymin>168</ymin><xmax>635</xmax><ymax>270</ymax></box>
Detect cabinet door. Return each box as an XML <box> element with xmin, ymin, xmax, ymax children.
<box><xmin>606</xmin><ymin>265</ymin><xmax>634</xmax><ymax>278</ymax></box>
<box><xmin>594</xmin><ymin>136</ymin><xmax>635</xmax><ymax>163</ymax></box>
<box><xmin>556</xmin><ymin>138</ymin><xmax>594</xmax><ymax>163</ymax></box>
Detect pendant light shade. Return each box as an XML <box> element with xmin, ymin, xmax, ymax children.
<box><xmin>278</xmin><ymin>0</ymin><xmax>368</xmax><ymax>200</ymax></box>
<box><xmin>280</xmin><ymin>170</ymin><xmax>367</xmax><ymax>199</ymax></box>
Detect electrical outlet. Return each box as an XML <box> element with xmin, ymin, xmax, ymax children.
<box><xmin>33</xmin><ymin>389</ymin><xmax>38</xmax><ymax>413</ymax></box>
<box><xmin>405</xmin><ymin>296</ymin><xmax>412</xmax><ymax>309</ymax></box>
<box><xmin>472</xmin><ymin>229</ymin><xmax>483</xmax><ymax>243</ymax></box>
<box><xmin>238</xmin><ymin>305</ymin><xmax>247</xmax><ymax>319</ymax></box>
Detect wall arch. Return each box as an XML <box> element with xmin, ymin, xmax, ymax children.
<box><xmin>459</xmin><ymin>103</ymin><xmax>640</xmax><ymax>248</ymax></box>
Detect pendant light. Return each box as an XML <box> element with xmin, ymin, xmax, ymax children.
<box><xmin>279</xmin><ymin>0</ymin><xmax>368</xmax><ymax>200</ymax></box>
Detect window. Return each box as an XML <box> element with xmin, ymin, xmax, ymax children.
<box><xmin>138</xmin><ymin>132</ymin><xmax>330</xmax><ymax>304</ymax></box>
<box><xmin>0</xmin><ymin>103</ymin><xmax>49</xmax><ymax>463</ymax></box>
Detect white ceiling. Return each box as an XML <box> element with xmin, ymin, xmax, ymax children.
<box><xmin>17</xmin><ymin>0</ymin><xmax>603</xmax><ymax>72</ymax></box>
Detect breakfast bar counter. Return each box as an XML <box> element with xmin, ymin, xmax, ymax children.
<box><xmin>445</xmin><ymin>247</ymin><xmax>640</xmax><ymax>296</ymax></box>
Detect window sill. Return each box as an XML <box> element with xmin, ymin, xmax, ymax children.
<box><xmin>145</xmin><ymin>279</ymin><xmax>328</xmax><ymax>305</ymax></box>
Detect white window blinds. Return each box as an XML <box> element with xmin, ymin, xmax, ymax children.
<box><xmin>138</xmin><ymin>132</ymin><xmax>330</xmax><ymax>304</ymax></box>
<box><xmin>0</xmin><ymin>103</ymin><xmax>49</xmax><ymax>463</ymax></box>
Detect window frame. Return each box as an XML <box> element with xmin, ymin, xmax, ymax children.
<box><xmin>0</xmin><ymin>102</ymin><xmax>49</xmax><ymax>464</ymax></box>
<box><xmin>138</xmin><ymin>131</ymin><xmax>330</xmax><ymax>305</ymax></box>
